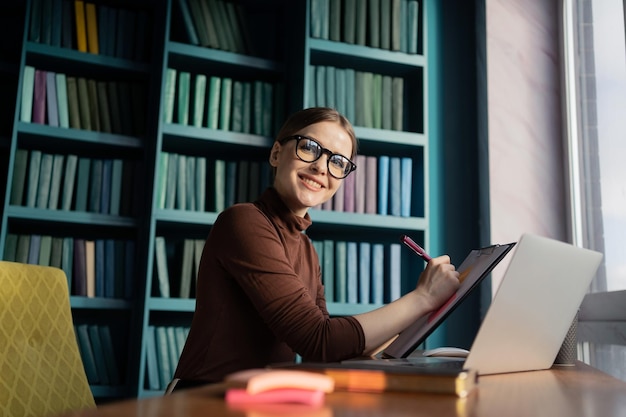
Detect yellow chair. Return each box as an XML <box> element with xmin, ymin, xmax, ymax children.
<box><xmin>0</xmin><ymin>261</ymin><xmax>96</xmax><ymax>417</ymax></box>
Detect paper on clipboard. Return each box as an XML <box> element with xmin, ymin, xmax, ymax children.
<box><xmin>382</xmin><ymin>242</ymin><xmax>516</xmax><ymax>359</ymax></box>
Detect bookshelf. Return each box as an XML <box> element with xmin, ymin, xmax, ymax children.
<box><xmin>0</xmin><ymin>0</ymin><xmax>446</xmax><ymax>401</ymax></box>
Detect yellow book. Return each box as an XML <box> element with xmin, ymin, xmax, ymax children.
<box><xmin>85</xmin><ymin>2</ymin><xmax>99</xmax><ymax>54</ymax></box>
<box><xmin>74</xmin><ymin>0</ymin><xmax>88</xmax><ymax>52</ymax></box>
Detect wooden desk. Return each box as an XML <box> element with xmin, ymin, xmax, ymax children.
<box><xmin>62</xmin><ymin>363</ymin><xmax>626</xmax><ymax>417</ymax></box>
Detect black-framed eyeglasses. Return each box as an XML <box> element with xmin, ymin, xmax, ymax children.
<box><xmin>279</xmin><ymin>135</ymin><xmax>357</xmax><ymax>179</ymax></box>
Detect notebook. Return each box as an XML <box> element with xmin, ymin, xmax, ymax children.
<box><xmin>376</xmin><ymin>233</ymin><xmax>603</xmax><ymax>375</ymax></box>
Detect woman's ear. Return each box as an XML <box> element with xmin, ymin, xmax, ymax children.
<box><xmin>269</xmin><ymin>142</ymin><xmax>281</xmax><ymax>167</ymax></box>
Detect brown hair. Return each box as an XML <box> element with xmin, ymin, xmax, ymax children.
<box><xmin>275</xmin><ymin>107</ymin><xmax>358</xmax><ymax>159</ymax></box>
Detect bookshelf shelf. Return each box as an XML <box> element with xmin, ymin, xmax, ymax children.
<box><xmin>0</xmin><ymin>0</ymin><xmax>450</xmax><ymax>403</ymax></box>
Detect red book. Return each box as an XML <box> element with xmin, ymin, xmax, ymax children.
<box><xmin>33</xmin><ymin>69</ymin><xmax>47</xmax><ymax>124</ymax></box>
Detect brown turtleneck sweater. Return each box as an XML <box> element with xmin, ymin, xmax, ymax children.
<box><xmin>173</xmin><ymin>187</ymin><xmax>365</xmax><ymax>383</ymax></box>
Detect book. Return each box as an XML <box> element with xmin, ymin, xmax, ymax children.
<box><xmin>347</xmin><ymin>241</ymin><xmax>358</xmax><ymax>304</ymax></box>
<box><xmin>392</xmin><ymin>77</ymin><xmax>404</xmax><ymax>131</ymax></box>
<box><xmin>368</xmin><ymin>0</ymin><xmax>380</xmax><ymax>48</ymax></box>
<box><xmin>231</xmin><ymin>80</ymin><xmax>243</xmax><ymax>132</ymax></box>
<box><xmin>33</xmin><ymin>69</ymin><xmax>47</xmax><ymax>124</ymax></box>
<box><xmin>156</xmin><ymin>152</ymin><xmax>169</xmax><ymax>209</ymax></box>
<box><xmin>164</xmin><ymin>153</ymin><xmax>178</xmax><ymax>210</ymax></box>
<box><xmin>97</xmin><ymin>4</ymin><xmax>110</xmax><ymax>55</ymax></box>
<box><xmin>206</xmin><ymin>76</ymin><xmax>221</xmax><ymax>129</ymax></box>
<box><xmin>274</xmin><ymin>361</ymin><xmax>478</xmax><ymax>397</ymax></box>
<box><xmin>74</xmin><ymin>157</ymin><xmax>91</xmax><ymax>211</ymax></box>
<box><xmin>45</xmin><ymin>71</ymin><xmax>59</xmax><ymax>126</ymax></box>
<box><xmin>66</xmin><ymin>76</ymin><xmax>81</xmax><ymax>129</ymax></box>
<box><xmin>61</xmin><ymin>0</ymin><xmax>74</xmax><ymax>49</ymax></box>
<box><xmin>109</xmin><ymin>159</ymin><xmax>123</xmax><ymax>215</ymax></box>
<box><xmin>163</xmin><ymin>68</ymin><xmax>177</xmax><ymax>123</ymax></box>
<box><xmin>116</xmin><ymin>81</ymin><xmax>134</xmax><ymax>135</ymax></box>
<box><xmin>75</xmin><ymin>324</ymin><xmax>99</xmax><ymax>384</ymax></box>
<box><xmin>371</xmin><ymin>243</ymin><xmax>384</xmax><ymax>304</ymax></box>
<box><xmin>177</xmin><ymin>71</ymin><xmax>191</xmax><ymax>125</ymax></box>
<box><xmin>73</xmin><ymin>238</ymin><xmax>88</xmax><ymax>296</ymax></box>
<box><xmin>98</xmin><ymin>325</ymin><xmax>121</xmax><ymax>385</ymax></box>
<box><xmin>88</xmin><ymin>158</ymin><xmax>103</xmax><ymax>213</ymax></box>
<box><xmin>107</xmin><ymin>81</ymin><xmax>123</xmax><ymax>134</ymax></box>
<box><xmin>76</xmin><ymin>77</ymin><xmax>91</xmax><ymax>130</ymax></box>
<box><xmin>329</xmin><ymin>0</ymin><xmax>341</xmax><ymax>41</ymax></box>
<box><xmin>10</xmin><ymin>149</ymin><xmax>28</xmax><ymax>206</ymax></box>
<box><xmin>177</xmin><ymin>0</ymin><xmax>199</xmax><ymax>45</ymax></box>
<box><xmin>36</xmin><ymin>153</ymin><xmax>53</xmax><ymax>209</ymax></box>
<box><xmin>380</xmin><ymin>0</ymin><xmax>391</xmax><ymax>49</ymax></box>
<box><xmin>322</xmin><ymin>240</ymin><xmax>334</xmax><ymax>302</ymax></box>
<box><xmin>391</xmin><ymin>0</ymin><xmax>402</xmax><ymax>51</ymax></box>
<box><xmin>192</xmin><ymin>73</ymin><xmax>206</xmax><ymax>127</ymax></box>
<box><xmin>358</xmin><ymin>241</ymin><xmax>371</xmax><ymax>303</ymax></box>
<box><xmin>86</xmin><ymin>79</ymin><xmax>101</xmax><ymax>132</ymax></box>
<box><xmin>389</xmin><ymin>157</ymin><xmax>401</xmax><ymax>216</ymax></box>
<box><xmin>48</xmin><ymin>154</ymin><xmax>65</xmax><ymax>209</ymax></box>
<box><xmin>62</xmin><ymin>237</ymin><xmax>74</xmax><ymax>290</ymax></box>
<box><xmin>26</xmin><ymin>150</ymin><xmax>42</xmax><ymax>208</ymax></box>
<box><xmin>187</xmin><ymin>0</ymin><xmax>210</xmax><ymax>47</ymax></box>
<box><xmin>387</xmin><ymin>243</ymin><xmax>402</xmax><ymax>302</ymax></box>
<box><xmin>88</xmin><ymin>324</ymin><xmax>110</xmax><ymax>385</ymax></box>
<box><xmin>408</xmin><ymin>0</ymin><xmax>419</xmax><ymax>54</ymax></box>
<box><xmin>219</xmin><ymin>77</ymin><xmax>232</xmax><ymax>130</ymax></box>
<box><xmin>381</xmin><ymin>75</ymin><xmax>393</xmax><ymax>130</ymax></box>
<box><xmin>55</xmin><ymin>73</ymin><xmax>70</xmax><ymax>128</ymax></box>
<box><xmin>179</xmin><ymin>239</ymin><xmax>195</xmax><ymax>299</ymax></box>
<box><xmin>85</xmin><ymin>240</ymin><xmax>96</xmax><ymax>297</ymax></box>
<box><xmin>186</xmin><ymin>155</ymin><xmax>197</xmax><ymax>210</ymax></box>
<box><xmin>400</xmin><ymin>157</ymin><xmax>413</xmax><ymax>217</ymax></box>
<box><xmin>353</xmin><ymin>155</ymin><xmax>366</xmax><ymax>213</ymax></box>
<box><xmin>99</xmin><ymin>159</ymin><xmax>112</xmax><ymax>214</ymax></box>
<box><xmin>74</xmin><ymin>0</ymin><xmax>88</xmax><ymax>52</ymax></box>
<box><xmin>195</xmin><ymin>156</ymin><xmax>206</xmax><ymax>212</ymax></box>
<box><xmin>28</xmin><ymin>234</ymin><xmax>42</xmax><ymax>265</ymax></box>
<box><xmin>49</xmin><ymin>237</ymin><xmax>64</xmax><ymax>269</ymax></box>
<box><xmin>16</xmin><ymin>235</ymin><xmax>31</xmax><ymax>264</ymax></box>
<box><xmin>154</xmin><ymin>236</ymin><xmax>171</xmax><ymax>297</ymax></box>
<box><xmin>38</xmin><ymin>235</ymin><xmax>53</xmax><ymax>266</ymax></box>
<box><xmin>3</xmin><ymin>234</ymin><xmax>18</xmax><ymax>262</ymax></box>
<box><xmin>334</xmin><ymin>241</ymin><xmax>347</xmax><ymax>303</ymax></box>
<box><xmin>20</xmin><ymin>66</ymin><xmax>36</xmax><ymax>123</ymax></box>
<box><xmin>377</xmin><ymin>155</ymin><xmax>389</xmax><ymax>215</ymax></box>
<box><xmin>214</xmin><ymin>159</ymin><xmax>226</xmax><ymax>212</ymax></box>
<box><xmin>176</xmin><ymin>154</ymin><xmax>187</xmax><ymax>210</ymax></box>
<box><xmin>145</xmin><ymin>326</ymin><xmax>160</xmax><ymax>390</ymax></box>
<box><xmin>29</xmin><ymin>0</ymin><xmax>42</xmax><ymax>42</ymax></box>
<box><xmin>96</xmin><ymin>81</ymin><xmax>112</xmax><ymax>133</ymax></box>
<box><xmin>85</xmin><ymin>2</ymin><xmax>99</xmax><ymax>54</ymax></box>
<box><xmin>365</xmin><ymin>156</ymin><xmax>378</xmax><ymax>214</ymax></box>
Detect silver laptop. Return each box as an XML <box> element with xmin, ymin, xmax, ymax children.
<box><xmin>377</xmin><ymin>233</ymin><xmax>603</xmax><ymax>375</ymax></box>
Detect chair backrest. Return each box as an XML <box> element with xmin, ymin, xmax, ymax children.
<box><xmin>0</xmin><ymin>261</ymin><xmax>96</xmax><ymax>417</ymax></box>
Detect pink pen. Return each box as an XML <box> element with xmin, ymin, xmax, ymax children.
<box><xmin>401</xmin><ymin>235</ymin><xmax>432</xmax><ymax>262</ymax></box>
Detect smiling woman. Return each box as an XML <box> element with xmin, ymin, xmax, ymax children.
<box><xmin>561</xmin><ymin>0</ymin><xmax>626</xmax><ymax>381</ymax></box>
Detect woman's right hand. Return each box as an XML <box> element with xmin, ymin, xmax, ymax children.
<box><xmin>413</xmin><ymin>255</ymin><xmax>460</xmax><ymax>313</ymax></box>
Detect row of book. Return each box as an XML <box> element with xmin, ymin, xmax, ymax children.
<box><xmin>309</xmin><ymin>65</ymin><xmax>404</xmax><ymax>131</ymax></box>
<box><xmin>10</xmin><ymin>149</ymin><xmax>135</xmax><ymax>216</ymax></box>
<box><xmin>312</xmin><ymin>240</ymin><xmax>403</xmax><ymax>305</ymax></box>
<box><xmin>29</xmin><ymin>0</ymin><xmax>150</xmax><ymax>61</ymax></box>
<box><xmin>145</xmin><ymin>325</ymin><xmax>190</xmax><ymax>391</ymax></box>
<box><xmin>153</xmin><ymin>237</ymin><xmax>205</xmax><ymax>299</ymax></box>
<box><xmin>3</xmin><ymin>233</ymin><xmax>135</xmax><ymax>299</ymax></box>
<box><xmin>75</xmin><ymin>324</ymin><xmax>121</xmax><ymax>386</ymax></box>
<box><xmin>310</xmin><ymin>0</ymin><xmax>420</xmax><ymax>54</ymax></box>
<box><xmin>20</xmin><ymin>66</ymin><xmax>146</xmax><ymax>136</ymax></box>
<box><xmin>163</xmin><ymin>68</ymin><xmax>282</xmax><ymax>137</ymax></box>
<box><xmin>155</xmin><ymin>152</ymin><xmax>273</xmax><ymax>213</ymax></box>
<box><xmin>176</xmin><ymin>0</ymin><xmax>254</xmax><ymax>55</ymax></box>
<box><xmin>319</xmin><ymin>155</ymin><xmax>413</xmax><ymax>217</ymax></box>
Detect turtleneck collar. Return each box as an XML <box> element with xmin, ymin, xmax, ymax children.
<box><xmin>255</xmin><ymin>187</ymin><xmax>312</xmax><ymax>233</ymax></box>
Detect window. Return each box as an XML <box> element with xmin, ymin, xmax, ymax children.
<box><xmin>561</xmin><ymin>0</ymin><xmax>626</xmax><ymax>380</ymax></box>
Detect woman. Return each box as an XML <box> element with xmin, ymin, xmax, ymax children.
<box><xmin>171</xmin><ymin>107</ymin><xmax>460</xmax><ymax>390</ymax></box>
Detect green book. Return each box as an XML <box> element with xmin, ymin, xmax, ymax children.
<box><xmin>355</xmin><ymin>0</ymin><xmax>367</xmax><ymax>45</ymax></box>
<box><xmin>242</xmin><ymin>81</ymin><xmax>251</xmax><ymax>133</ymax></box>
<box><xmin>4</xmin><ymin>234</ymin><xmax>18</xmax><ymax>262</ymax></box>
<box><xmin>325</xmin><ymin>66</ymin><xmax>335</xmax><ymax>110</ymax></box>
<box><xmin>163</xmin><ymin>68</ymin><xmax>177</xmax><ymax>124</ymax></box>
<box><xmin>10</xmin><ymin>149</ymin><xmax>28</xmax><ymax>206</ymax></box>
<box><xmin>408</xmin><ymin>0</ymin><xmax>419</xmax><ymax>54</ymax></box>
<box><xmin>380</xmin><ymin>0</ymin><xmax>391</xmax><ymax>50</ymax></box>
<box><xmin>392</xmin><ymin>76</ymin><xmax>404</xmax><ymax>131</ymax></box>
<box><xmin>66</xmin><ymin>76</ymin><xmax>81</xmax><ymax>129</ymax></box>
<box><xmin>74</xmin><ymin>157</ymin><xmax>91</xmax><ymax>212</ymax></box>
<box><xmin>76</xmin><ymin>77</ymin><xmax>92</xmax><ymax>130</ymax></box>
<box><xmin>26</xmin><ymin>150</ymin><xmax>42</xmax><ymax>208</ymax></box>
<box><xmin>223</xmin><ymin>1</ymin><xmax>245</xmax><ymax>53</ymax></box>
<box><xmin>322</xmin><ymin>240</ymin><xmax>335</xmax><ymax>302</ymax></box>
<box><xmin>61</xmin><ymin>154</ymin><xmax>78</xmax><ymax>210</ymax></box>
<box><xmin>87</xmin><ymin>79</ymin><xmax>101</xmax><ymax>131</ymax></box>
<box><xmin>155</xmin><ymin>326</ymin><xmax>171</xmax><ymax>389</ymax></box>
<box><xmin>154</xmin><ymin>237</ymin><xmax>170</xmax><ymax>298</ymax></box>
<box><xmin>214</xmin><ymin>159</ymin><xmax>225</xmax><ymax>212</ymax></box>
<box><xmin>88</xmin><ymin>159</ymin><xmax>103</xmax><ymax>213</ymax></box>
<box><xmin>62</xmin><ymin>236</ymin><xmax>74</xmax><ymax>290</ymax></box>
<box><xmin>164</xmin><ymin>153</ymin><xmax>178</xmax><ymax>210</ymax></box>
<box><xmin>88</xmin><ymin>325</ymin><xmax>110</xmax><ymax>385</ymax></box>
<box><xmin>187</xmin><ymin>0</ymin><xmax>210</xmax><ymax>47</ymax></box>
<box><xmin>195</xmin><ymin>156</ymin><xmax>206</xmax><ymax>212</ymax></box>
<box><xmin>49</xmin><ymin>236</ymin><xmax>64</xmax><ymax>269</ymax></box>
<box><xmin>55</xmin><ymin>73</ymin><xmax>69</xmax><ymax>128</ymax></box>
<box><xmin>75</xmin><ymin>324</ymin><xmax>100</xmax><ymax>384</ymax></box>
<box><xmin>185</xmin><ymin>155</ymin><xmax>196</xmax><ymax>210</ymax></box>
<box><xmin>343</xmin><ymin>0</ymin><xmax>356</xmax><ymax>44</ymax></box>
<box><xmin>36</xmin><ymin>153</ymin><xmax>53</xmax><ymax>209</ymax></box>
<box><xmin>391</xmin><ymin>0</ymin><xmax>401</xmax><ymax>51</ymax></box>
<box><xmin>192</xmin><ymin>73</ymin><xmax>206</xmax><ymax>127</ymax></box>
<box><xmin>253</xmin><ymin>80</ymin><xmax>264</xmax><ymax>135</ymax></box>
<box><xmin>98</xmin><ymin>325</ymin><xmax>121</xmax><ymax>385</ymax></box>
<box><xmin>177</xmin><ymin>71</ymin><xmax>191</xmax><ymax>125</ymax></box>
<box><xmin>156</xmin><ymin>152</ymin><xmax>169</xmax><ymax>209</ymax></box>
<box><xmin>361</xmin><ymin>72</ymin><xmax>374</xmax><ymax>128</ymax></box>
<box><xmin>20</xmin><ymin>66</ymin><xmax>36</xmax><ymax>122</ymax></box>
<box><xmin>218</xmin><ymin>77</ymin><xmax>232</xmax><ymax>130</ymax></box>
<box><xmin>176</xmin><ymin>154</ymin><xmax>187</xmax><ymax>210</ymax></box>
<box><xmin>96</xmin><ymin>81</ymin><xmax>112</xmax><ymax>133</ymax></box>
<box><xmin>48</xmin><ymin>154</ymin><xmax>65</xmax><ymax>209</ymax></box>
<box><xmin>231</xmin><ymin>80</ymin><xmax>243</xmax><ymax>132</ymax></box>
<box><xmin>16</xmin><ymin>235</ymin><xmax>31</xmax><ymax>264</ymax></box>
<box><xmin>368</xmin><ymin>0</ymin><xmax>380</xmax><ymax>48</ymax></box>
<box><xmin>206</xmin><ymin>76</ymin><xmax>221</xmax><ymax>129</ymax></box>
<box><xmin>329</xmin><ymin>0</ymin><xmax>341</xmax><ymax>41</ymax></box>
<box><xmin>144</xmin><ymin>326</ymin><xmax>160</xmax><ymax>390</ymax></box>
<box><xmin>179</xmin><ymin>239</ymin><xmax>194</xmax><ymax>298</ymax></box>
<box><xmin>381</xmin><ymin>75</ymin><xmax>393</xmax><ymax>130</ymax></box>
<box><xmin>372</xmin><ymin>73</ymin><xmax>382</xmax><ymax>129</ymax></box>
<box><xmin>176</xmin><ymin>0</ymin><xmax>200</xmax><ymax>45</ymax></box>
<box><xmin>109</xmin><ymin>159</ymin><xmax>123</xmax><ymax>216</ymax></box>
<box><xmin>211</xmin><ymin>0</ymin><xmax>236</xmax><ymax>52</ymax></box>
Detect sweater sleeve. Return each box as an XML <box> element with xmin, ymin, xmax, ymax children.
<box><xmin>212</xmin><ymin>204</ymin><xmax>365</xmax><ymax>362</ymax></box>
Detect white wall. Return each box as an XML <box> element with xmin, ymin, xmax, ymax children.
<box><xmin>486</xmin><ymin>0</ymin><xmax>568</xmax><ymax>293</ymax></box>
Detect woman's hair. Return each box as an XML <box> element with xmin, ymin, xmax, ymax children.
<box><xmin>275</xmin><ymin>107</ymin><xmax>358</xmax><ymax>159</ymax></box>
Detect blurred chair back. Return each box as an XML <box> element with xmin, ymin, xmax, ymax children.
<box><xmin>0</xmin><ymin>261</ymin><xmax>96</xmax><ymax>417</ymax></box>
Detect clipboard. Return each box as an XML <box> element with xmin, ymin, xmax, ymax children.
<box><xmin>382</xmin><ymin>241</ymin><xmax>516</xmax><ymax>359</ymax></box>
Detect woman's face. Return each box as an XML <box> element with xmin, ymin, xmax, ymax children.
<box><xmin>270</xmin><ymin>121</ymin><xmax>354</xmax><ymax>217</ymax></box>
